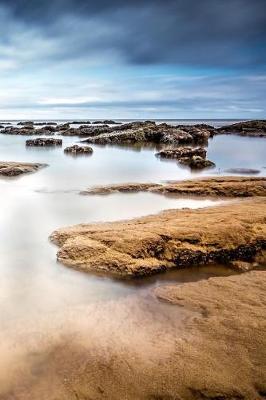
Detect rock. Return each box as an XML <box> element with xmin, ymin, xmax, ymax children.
<box><xmin>59</xmin><ymin>125</ymin><xmax>110</xmax><ymax>137</ymax></box>
<box><xmin>33</xmin><ymin>122</ymin><xmax>57</xmax><ymax>126</ymax></box>
<box><xmin>0</xmin><ymin>161</ymin><xmax>47</xmax><ymax>176</ymax></box>
<box><xmin>225</xmin><ymin>168</ymin><xmax>260</xmax><ymax>174</ymax></box>
<box><xmin>81</xmin><ymin>183</ymin><xmax>161</xmax><ymax>195</ymax></box>
<box><xmin>156</xmin><ymin>147</ymin><xmax>215</xmax><ymax>170</ymax></box>
<box><xmin>0</xmin><ymin>126</ymin><xmax>54</xmax><ymax>135</ymax></box>
<box><xmin>81</xmin><ymin>177</ymin><xmax>266</xmax><ymax>198</ymax></box>
<box><xmin>180</xmin><ymin>155</ymin><xmax>215</xmax><ymax>170</ymax></box>
<box><xmin>71</xmin><ymin>121</ymin><xmax>91</xmax><ymax>125</ymax></box>
<box><xmin>177</xmin><ymin>125</ymin><xmax>215</xmax><ymax>142</ymax></box>
<box><xmin>58</xmin><ymin>123</ymin><xmax>70</xmax><ymax>131</ymax></box>
<box><xmin>93</xmin><ymin>120</ymin><xmax>120</xmax><ymax>125</ymax></box>
<box><xmin>17</xmin><ymin>121</ymin><xmax>34</xmax><ymax>126</ymax></box>
<box><xmin>26</xmin><ymin>138</ymin><xmax>62</xmax><ymax>146</ymax></box>
<box><xmin>217</xmin><ymin>120</ymin><xmax>266</xmax><ymax>137</ymax></box>
<box><xmin>230</xmin><ymin>260</ymin><xmax>256</xmax><ymax>271</ymax></box>
<box><xmin>50</xmin><ymin>195</ymin><xmax>266</xmax><ymax>277</ymax></box>
<box><xmin>64</xmin><ymin>145</ymin><xmax>93</xmax><ymax>155</ymax></box>
<box><xmin>82</xmin><ymin>121</ymin><xmax>215</xmax><ymax>146</ymax></box>
<box><xmin>0</xmin><ymin>125</ymin><xmax>4</xmax><ymax>129</ymax></box>
<box><xmin>156</xmin><ymin>147</ymin><xmax>207</xmax><ymax>159</ymax></box>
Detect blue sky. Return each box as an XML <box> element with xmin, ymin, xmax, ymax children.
<box><xmin>0</xmin><ymin>0</ymin><xmax>265</xmax><ymax>119</ymax></box>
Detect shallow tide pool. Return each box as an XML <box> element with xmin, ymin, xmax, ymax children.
<box><xmin>0</xmin><ymin>126</ymin><xmax>265</xmax><ymax>394</ymax></box>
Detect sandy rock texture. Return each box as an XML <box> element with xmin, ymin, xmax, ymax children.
<box><xmin>154</xmin><ymin>270</ymin><xmax>266</xmax><ymax>399</ymax></box>
<box><xmin>81</xmin><ymin>176</ymin><xmax>266</xmax><ymax>197</ymax></box>
<box><xmin>51</xmin><ymin>196</ymin><xmax>266</xmax><ymax>277</ymax></box>
<box><xmin>0</xmin><ymin>161</ymin><xmax>47</xmax><ymax>177</ymax></box>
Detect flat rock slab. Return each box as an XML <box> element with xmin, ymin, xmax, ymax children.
<box><xmin>50</xmin><ymin>196</ymin><xmax>266</xmax><ymax>277</ymax></box>
<box><xmin>0</xmin><ymin>161</ymin><xmax>47</xmax><ymax>176</ymax></box>
<box><xmin>82</xmin><ymin>176</ymin><xmax>266</xmax><ymax>197</ymax></box>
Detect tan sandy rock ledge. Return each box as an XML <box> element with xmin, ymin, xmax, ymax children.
<box><xmin>153</xmin><ymin>270</ymin><xmax>266</xmax><ymax>399</ymax></box>
<box><xmin>81</xmin><ymin>176</ymin><xmax>266</xmax><ymax>197</ymax></box>
<box><xmin>50</xmin><ymin>177</ymin><xmax>266</xmax><ymax>277</ymax></box>
<box><xmin>0</xmin><ymin>161</ymin><xmax>47</xmax><ymax>177</ymax></box>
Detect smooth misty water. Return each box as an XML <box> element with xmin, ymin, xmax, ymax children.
<box><xmin>0</xmin><ymin>122</ymin><xmax>266</xmax><ymax>324</ymax></box>
<box><xmin>0</xmin><ymin>120</ymin><xmax>265</xmax><ymax>394</ymax></box>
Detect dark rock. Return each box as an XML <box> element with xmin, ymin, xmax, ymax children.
<box><xmin>33</xmin><ymin>122</ymin><xmax>58</xmax><ymax>126</ymax></box>
<box><xmin>225</xmin><ymin>168</ymin><xmax>261</xmax><ymax>175</ymax></box>
<box><xmin>64</xmin><ymin>145</ymin><xmax>93</xmax><ymax>155</ymax></box>
<box><xmin>217</xmin><ymin>120</ymin><xmax>266</xmax><ymax>137</ymax></box>
<box><xmin>26</xmin><ymin>138</ymin><xmax>62</xmax><ymax>146</ymax></box>
<box><xmin>58</xmin><ymin>123</ymin><xmax>70</xmax><ymax>131</ymax></box>
<box><xmin>0</xmin><ymin>126</ymin><xmax>55</xmax><ymax>136</ymax></box>
<box><xmin>60</xmin><ymin>125</ymin><xmax>110</xmax><ymax>137</ymax></box>
<box><xmin>180</xmin><ymin>155</ymin><xmax>215</xmax><ymax>170</ymax></box>
<box><xmin>156</xmin><ymin>147</ymin><xmax>207</xmax><ymax>159</ymax></box>
<box><xmin>1</xmin><ymin>126</ymin><xmax>37</xmax><ymax>135</ymax></box>
<box><xmin>17</xmin><ymin>121</ymin><xmax>34</xmax><ymax>126</ymax></box>
<box><xmin>83</xmin><ymin>121</ymin><xmax>215</xmax><ymax>146</ymax></box>
<box><xmin>93</xmin><ymin>120</ymin><xmax>120</xmax><ymax>125</ymax></box>
<box><xmin>156</xmin><ymin>147</ymin><xmax>215</xmax><ymax>170</ymax></box>
<box><xmin>71</xmin><ymin>121</ymin><xmax>91</xmax><ymax>125</ymax></box>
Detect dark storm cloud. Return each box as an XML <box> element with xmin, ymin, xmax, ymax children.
<box><xmin>0</xmin><ymin>0</ymin><xmax>265</xmax><ymax>68</ymax></box>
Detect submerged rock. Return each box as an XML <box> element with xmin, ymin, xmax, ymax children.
<box><xmin>64</xmin><ymin>145</ymin><xmax>93</xmax><ymax>155</ymax></box>
<box><xmin>26</xmin><ymin>138</ymin><xmax>62</xmax><ymax>146</ymax></box>
<box><xmin>0</xmin><ymin>161</ymin><xmax>47</xmax><ymax>176</ymax></box>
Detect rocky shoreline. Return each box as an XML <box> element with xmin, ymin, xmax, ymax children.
<box><xmin>1</xmin><ymin>120</ymin><xmax>265</xmax><ymax>143</ymax></box>
<box><xmin>51</xmin><ymin>177</ymin><xmax>266</xmax><ymax>278</ymax></box>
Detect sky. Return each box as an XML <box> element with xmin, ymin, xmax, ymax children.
<box><xmin>0</xmin><ymin>0</ymin><xmax>265</xmax><ymax>120</ymax></box>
